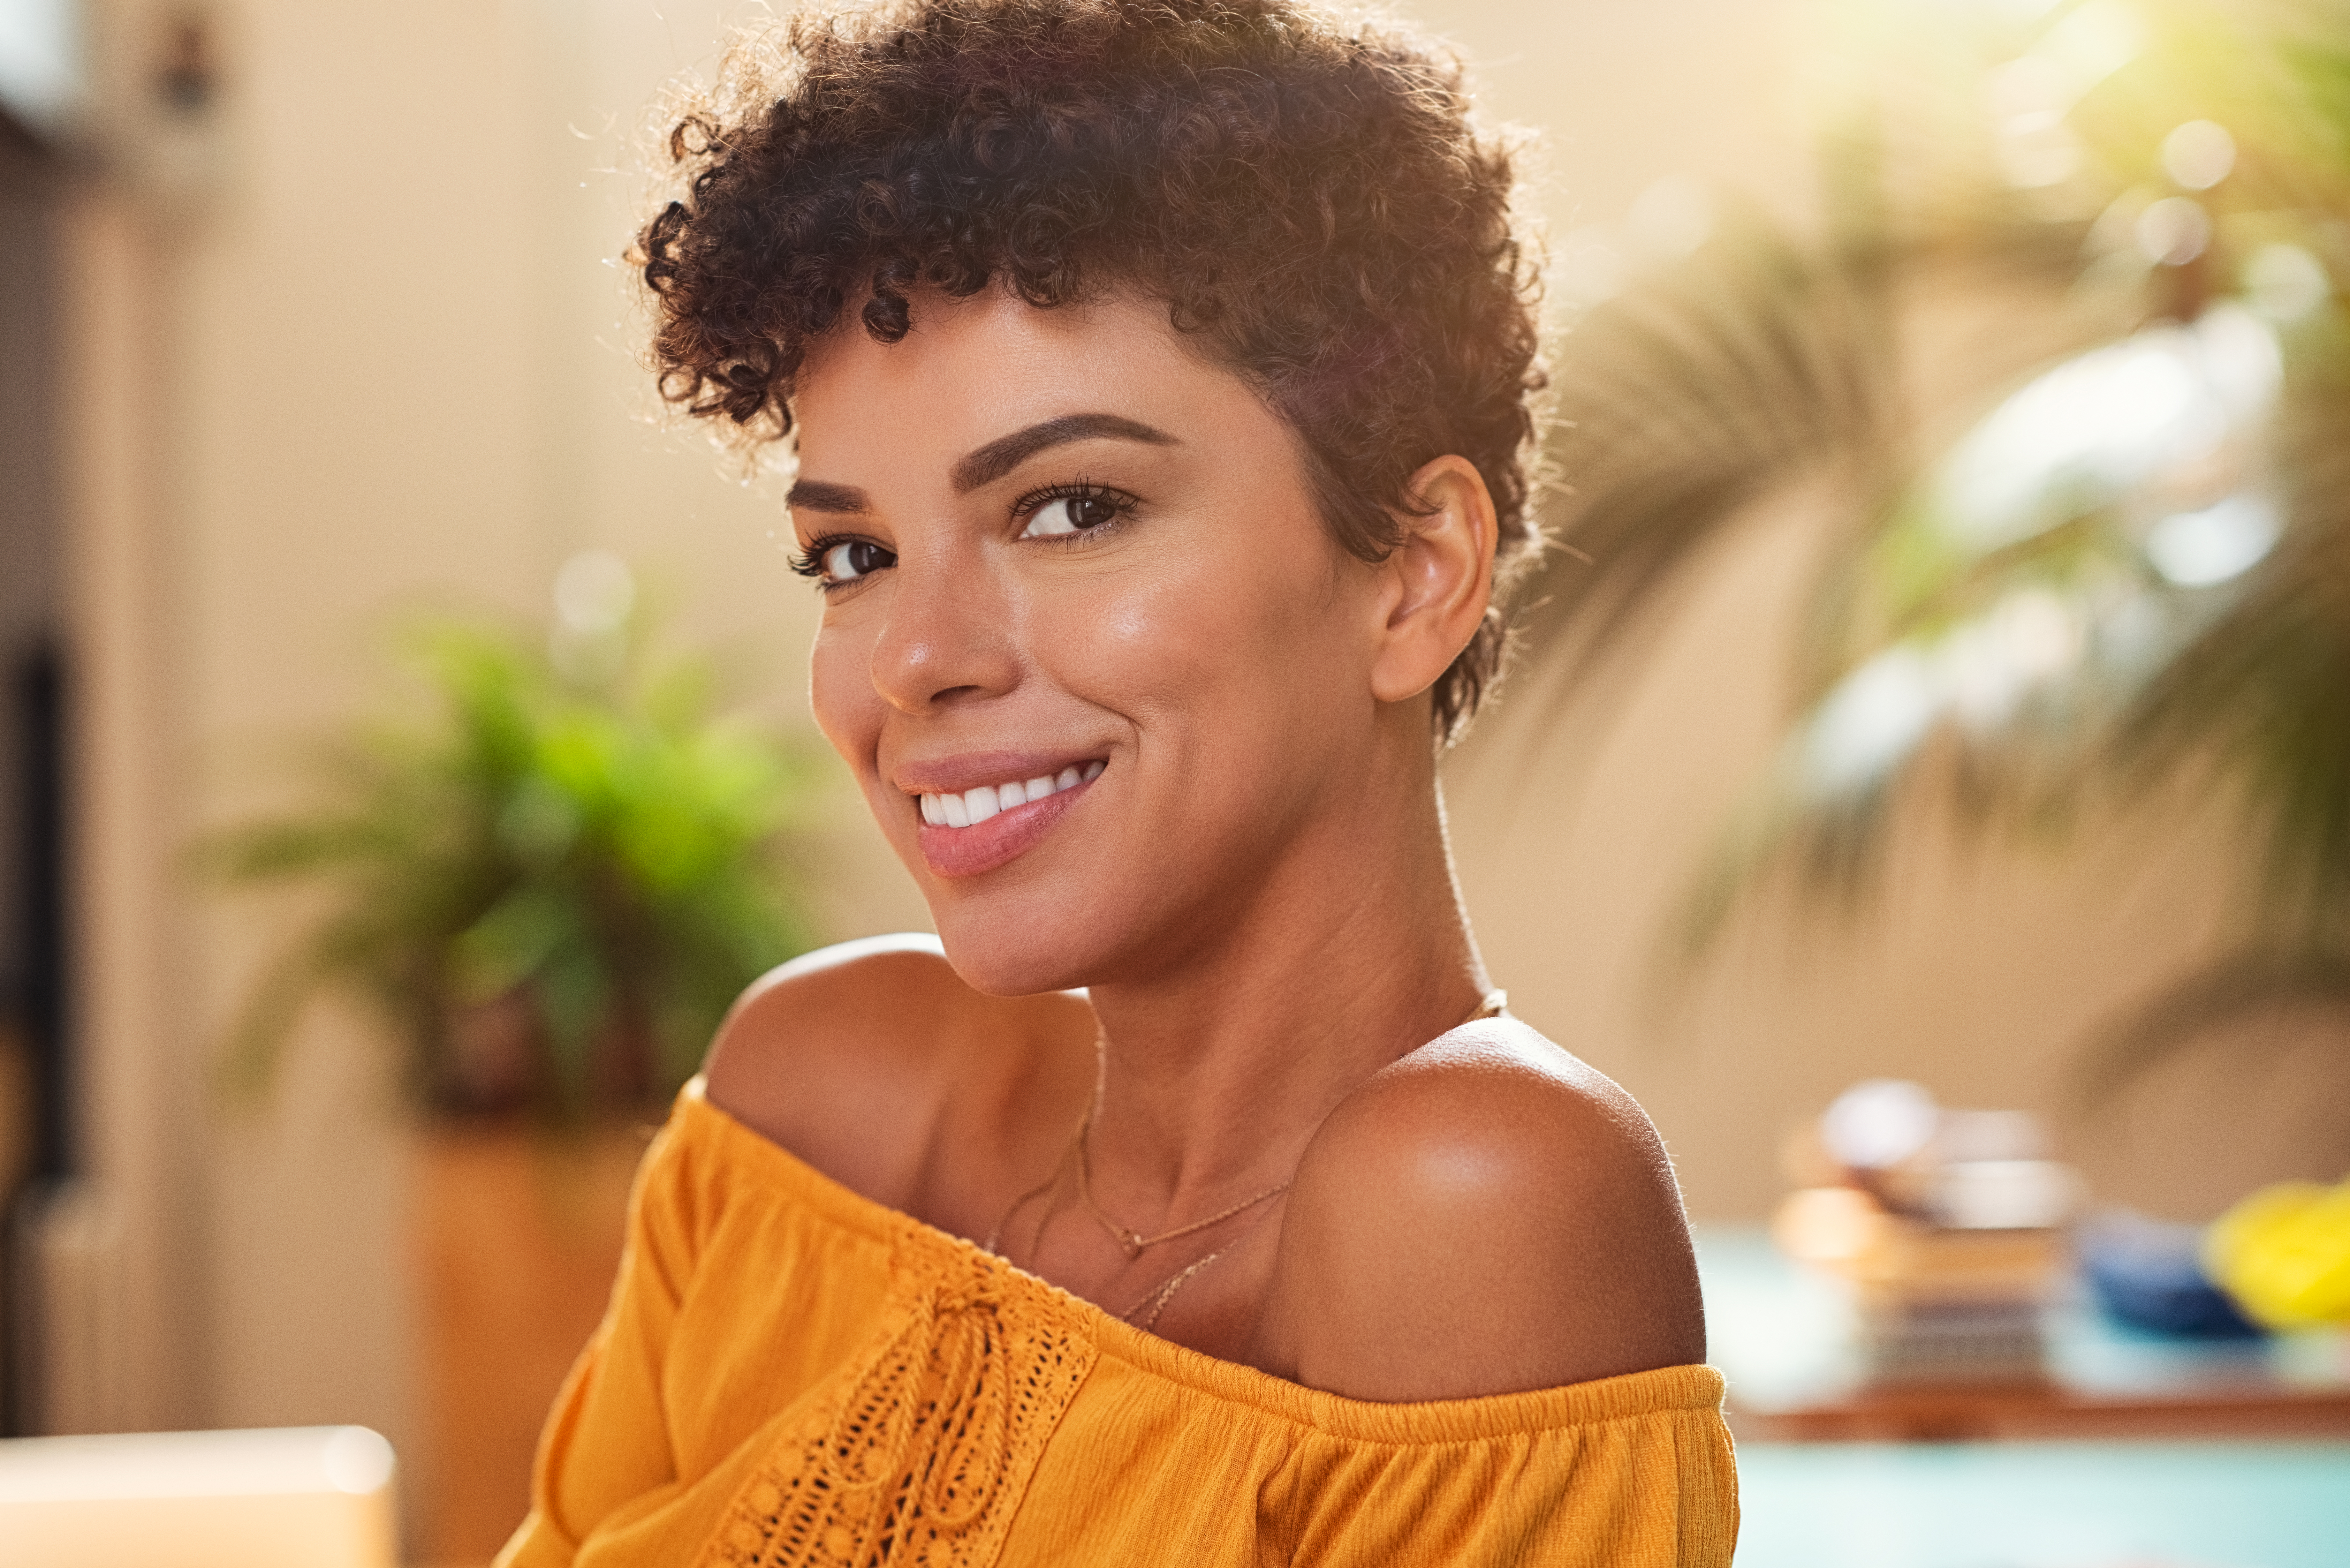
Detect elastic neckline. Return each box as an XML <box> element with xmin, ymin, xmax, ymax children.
<box><xmin>675</xmin><ymin>1079</ymin><xmax>1725</xmax><ymax>1444</ymax></box>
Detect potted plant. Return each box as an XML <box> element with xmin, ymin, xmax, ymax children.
<box><xmin>208</xmin><ymin>556</ymin><xmax>817</xmax><ymax>1560</ymax></box>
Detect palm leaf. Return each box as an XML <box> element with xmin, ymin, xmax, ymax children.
<box><xmin>1514</xmin><ymin>0</ymin><xmax>2350</xmax><ymax>1085</ymax></box>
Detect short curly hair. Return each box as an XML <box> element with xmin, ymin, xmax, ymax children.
<box><xmin>637</xmin><ymin>0</ymin><xmax>1545</xmax><ymax>737</ymax></box>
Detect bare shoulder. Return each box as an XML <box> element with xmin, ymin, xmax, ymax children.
<box><xmin>1262</xmin><ymin>1018</ymin><xmax>1706</xmax><ymax>1402</ymax></box>
<box><xmin>702</xmin><ymin>934</ymin><xmax>1091</xmax><ymax>1212</ymax></box>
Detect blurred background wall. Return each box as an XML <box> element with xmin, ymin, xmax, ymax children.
<box><xmin>3</xmin><ymin>0</ymin><xmax>2345</xmax><ymax>1553</ymax></box>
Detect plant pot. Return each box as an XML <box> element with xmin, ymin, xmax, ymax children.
<box><xmin>413</xmin><ymin>1121</ymin><xmax>648</xmax><ymax>1564</ymax></box>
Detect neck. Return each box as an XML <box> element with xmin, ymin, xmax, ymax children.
<box><xmin>1080</xmin><ymin>736</ymin><xmax>1488</xmax><ymax>1226</ymax></box>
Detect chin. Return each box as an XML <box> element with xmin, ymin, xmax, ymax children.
<box><xmin>912</xmin><ymin>812</ymin><xmax>1185</xmax><ymax>998</ymax></box>
<box><xmin>926</xmin><ymin>898</ymin><xmax>1115</xmax><ymax>999</ymax></box>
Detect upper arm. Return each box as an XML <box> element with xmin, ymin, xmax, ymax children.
<box><xmin>504</xmin><ymin>1121</ymin><xmax>696</xmax><ymax>1565</ymax></box>
<box><xmin>1263</xmin><ymin>1022</ymin><xmax>1705</xmax><ymax>1403</ymax></box>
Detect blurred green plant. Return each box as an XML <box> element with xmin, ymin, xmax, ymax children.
<box><xmin>207</xmin><ymin>592</ymin><xmax>817</xmax><ymax>1121</ymax></box>
<box><xmin>1530</xmin><ymin>0</ymin><xmax>2350</xmax><ymax>1084</ymax></box>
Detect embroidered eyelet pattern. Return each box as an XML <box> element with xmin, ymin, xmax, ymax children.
<box><xmin>697</xmin><ymin>1240</ymin><xmax>1096</xmax><ymax>1568</ymax></box>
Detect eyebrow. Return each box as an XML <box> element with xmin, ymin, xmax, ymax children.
<box><xmin>949</xmin><ymin>413</ymin><xmax>1179</xmax><ymax>494</ymax></box>
<box><xmin>785</xmin><ymin>412</ymin><xmax>1179</xmax><ymax>516</ymax></box>
<box><xmin>783</xmin><ymin>477</ymin><xmax>872</xmax><ymax>514</ymax></box>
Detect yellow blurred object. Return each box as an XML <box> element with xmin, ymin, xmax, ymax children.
<box><xmin>2205</xmin><ymin>1178</ymin><xmax>2350</xmax><ymax>1329</ymax></box>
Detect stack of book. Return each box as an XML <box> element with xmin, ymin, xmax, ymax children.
<box><xmin>1841</xmin><ymin>1221</ymin><xmax>2067</xmax><ymax>1382</ymax></box>
<box><xmin>1773</xmin><ymin>1081</ymin><xmax>2081</xmax><ymax>1384</ymax></box>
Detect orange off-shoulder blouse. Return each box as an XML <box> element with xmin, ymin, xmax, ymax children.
<box><xmin>495</xmin><ymin>1079</ymin><xmax>1739</xmax><ymax>1568</ymax></box>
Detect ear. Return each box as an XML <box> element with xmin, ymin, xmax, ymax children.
<box><xmin>1369</xmin><ymin>456</ymin><xmax>1498</xmax><ymax>707</ymax></box>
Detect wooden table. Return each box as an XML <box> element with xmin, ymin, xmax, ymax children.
<box><xmin>1697</xmin><ymin>1226</ymin><xmax>2350</xmax><ymax>1442</ymax></box>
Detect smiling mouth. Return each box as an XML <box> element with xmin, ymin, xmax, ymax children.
<box><xmin>917</xmin><ymin>759</ymin><xmax>1105</xmax><ymax>829</ymax></box>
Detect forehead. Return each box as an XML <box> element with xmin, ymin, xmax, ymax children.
<box><xmin>791</xmin><ymin>288</ymin><xmax>1261</xmax><ymax>478</ymax></box>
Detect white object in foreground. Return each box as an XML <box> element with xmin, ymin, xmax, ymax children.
<box><xmin>0</xmin><ymin>1425</ymin><xmax>397</xmax><ymax>1568</ymax></box>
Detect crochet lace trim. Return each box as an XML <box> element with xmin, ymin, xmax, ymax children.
<box><xmin>695</xmin><ymin>1239</ymin><xmax>1096</xmax><ymax>1568</ymax></box>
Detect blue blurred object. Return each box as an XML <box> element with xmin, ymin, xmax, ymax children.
<box><xmin>2078</xmin><ymin>1211</ymin><xmax>2265</xmax><ymax>1340</ymax></box>
<box><xmin>1737</xmin><ymin>1442</ymin><xmax>2350</xmax><ymax>1568</ymax></box>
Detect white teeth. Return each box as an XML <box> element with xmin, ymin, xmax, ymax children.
<box><xmin>915</xmin><ymin>761</ymin><xmax>1105</xmax><ymax>828</ymax></box>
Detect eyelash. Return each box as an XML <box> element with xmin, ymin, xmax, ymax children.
<box><xmin>786</xmin><ymin>534</ymin><xmax>860</xmax><ymax>586</ymax></box>
<box><xmin>786</xmin><ymin>480</ymin><xmax>1141</xmax><ymax>591</ymax></box>
<box><xmin>1008</xmin><ymin>477</ymin><xmax>1140</xmax><ymax>532</ymax></box>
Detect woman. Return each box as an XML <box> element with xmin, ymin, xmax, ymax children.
<box><xmin>500</xmin><ymin>1</ymin><xmax>1735</xmax><ymax>1563</ymax></box>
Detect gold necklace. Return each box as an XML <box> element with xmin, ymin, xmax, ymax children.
<box><xmin>983</xmin><ymin>989</ymin><xmax>1508</xmax><ymax>1321</ymax></box>
<box><xmin>1073</xmin><ymin>1113</ymin><xmax>1291</xmax><ymax>1259</ymax></box>
<box><xmin>1115</xmin><ymin>1230</ymin><xmax>1258</xmax><ymax>1330</ymax></box>
<box><xmin>983</xmin><ymin>1137</ymin><xmax>1072</xmax><ymax>1259</ymax></box>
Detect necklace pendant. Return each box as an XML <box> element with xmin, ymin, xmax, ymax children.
<box><xmin>1119</xmin><ymin>1231</ymin><xmax>1144</xmax><ymax>1259</ymax></box>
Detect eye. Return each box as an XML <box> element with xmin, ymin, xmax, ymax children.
<box><xmin>791</xmin><ymin>536</ymin><xmax>896</xmax><ymax>588</ymax></box>
<box><xmin>1021</xmin><ymin>490</ymin><xmax>1126</xmax><ymax>538</ymax></box>
<box><xmin>826</xmin><ymin>539</ymin><xmax>893</xmax><ymax>580</ymax></box>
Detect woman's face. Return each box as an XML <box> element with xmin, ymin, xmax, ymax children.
<box><xmin>792</xmin><ymin>289</ymin><xmax>1399</xmax><ymax>996</ymax></box>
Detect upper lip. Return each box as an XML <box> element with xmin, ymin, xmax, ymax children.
<box><xmin>891</xmin><ymin>748</ymin><xmax>1107</xmax><ymax>797</ymax></box>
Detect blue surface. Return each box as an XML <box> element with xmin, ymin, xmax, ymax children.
<box><xmin>1693</xmin><ymin>1225</ymin><xmax>2350</xmax><ymax>1413</ymax></box>
<box><xmin>1736</xmin><ymin>1442</ymin><xmax>2350</xmax><ymax>1567</ymax></box>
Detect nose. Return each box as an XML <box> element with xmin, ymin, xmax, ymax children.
<box><xmin>868</xmin><ymin>549</ymin><xmax>1022</xmax><ymax>714</ymax></box>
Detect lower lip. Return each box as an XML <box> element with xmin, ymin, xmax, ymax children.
<box><xmin>915</xmin><ymin>775</ymin><xmax>1095</xmax><ymax>879</ymax></box>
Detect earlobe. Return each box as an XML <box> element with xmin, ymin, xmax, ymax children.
<box><xmin>1369</xmin><ymin>456</ymin><xmax>1498</xmax><ymax>706</ymax></box>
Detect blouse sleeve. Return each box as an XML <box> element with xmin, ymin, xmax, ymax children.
<box><xmin>494</xmin><ymin>1112</ymin><xmax>702</xmax><ymax>1568</ymax></box>
<box><xmin>1276</xmin><ymin>1390</ymin><xmax>1739</xmax><ymax>1566</ymax></box>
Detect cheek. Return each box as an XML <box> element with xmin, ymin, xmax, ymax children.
<box><xmin>807</xmin><ymin>617</ymin><xmax>881</xmax><ymax>765</ymax></box>
<box><xmin>1042</xmin><ymin>531</ymin><xmax>1365</xmax><ymax>765</ymax></box>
